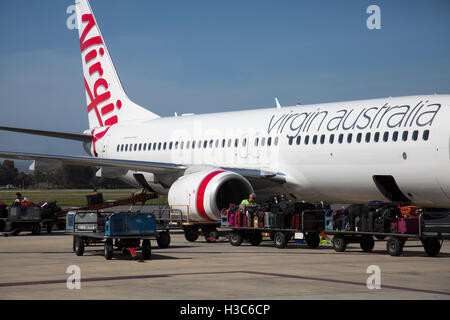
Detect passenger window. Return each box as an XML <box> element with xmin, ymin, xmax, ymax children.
<box><xmin>338</xmin><ymin>134</ymin><xmax>343</xmax><ymax>144</ymax></box>
<box><xmin>175</xmin><ymin>141</ymin><xmax>179</xmax><ymax>150</ymax></box>
<box><xmin>227</xmin><ymin>139</ymin><xmax>232</xmax><ymax>148</ymax></box>
<box><xmin>412</xmin><ymin>130</ymin><xmax>418</xmax><ymax>141</ymax></box>
<box><xmin>121</xmin><ymin>144</ymin><xmax>124</xmax><ymax>152</ymax></box>
<box><xmin>383</xmin><ymin>132</ymin><xmax>389</xmax><ymax>142</ymax></box>
<box><xmin>191</xmin><ymin>141</ymin><xmax>194</xmax><ymax>149</ymax></box>
<box><xmin>186</xmin><ymin>141</ymin><xmax>190</xmax><ymax>149</ymax></box>
<box><xmin>304</xmin><ymin>135</ymin><xmax>309</xmax><ymax>145</ymax></box>
<box><xmin>158</xmin><ymin>142</ymin><xmax>161</xmax><ymax>150</ymax></box>
<box><xmin>215</xmin><ymin>140</ymin><xmax>219</xmax><ymax>148</ymax></box>
<box><xmin>320</xmin><ymin>135</ymin><xmax>325</xmax><ymax>144</ymax></box>
<box><xmin>274</xmin><ymin>137</ymin><xmax>279</xmax><ymax>146</ymax></box>
<box><xmin>203</xmin><ymin>140</ymin><xmax>208</xmax><ymax>148</ymax></box>
<box><xmin>138</xmin><ymin>143</ymin><xmax>142</xmax><ymax>151</ymax></box>
<box><xmin>163</xmin><ymin>142</ymin><xmax>167</xmax><ymax>150</ymax></box>
<box><xmin>312</xmin><ymin>135</ymin><xmax>318</xmax><ymax>145</ymax></box>
<box><xmin>169</xmin><ymin>142</ymin><xmax>173</xmax><ymax>150</ymax></box>
<box><xmin>402</xmin><ymin>131</ymin><xmax>408</xmax><ymax>141</ymax></box>
<box><xmin>153</xmin><ymin>143</ymin><xmax>157</xmax><ymax>150</ymax></box>
<box><xmin>222</xmin><ymin>139</ymin><xmax>226</xmax><ymax>148</ymax></box>
<box><xmin>180</xmin><ymin>141</ymin><xmax>184</xmax><ymax>150</ymax></box>
<box><xmin>365</xmin><ymin>132</ymin><xmax>371</xmax><ymax>143</ymax></box>
<box><xmin>234</xmin><ymin>139</ymin><xmax>239</xmax><ymax>148</ymax></box>
<box><xmin>423</xmin><ymin>130</ymin><xmax>429</xmax><ymax>141</ymax></box>
<box><xmin>261</xmin><ymin>137</ymin><xmax>266</xmax><ymax>146</ymax></box>
<box><xmin>209</xmin><ymin>140</ymin><xmax>213</xmax><ymax>148</ymax></box>
<box><xmin>288</xmin><ymin>136</ymin><xmax>293</xmax><ymax>146</ymax></box>
<box><xmin>347</xmin><ymin>133</ymin><xmax>352</xmax><ymax>143</ymax></box>
<box><xmin>356</xmin><ymin>133</ymin><xmax>362</xmax><ymax>143</ymax></box>
<box><xmin>242</xmin><ymin>138</ymin><xmax>247</xmax><ymax>147</ymax></box>
<box><xmin>329</xmin><ymin>134</ymin><xmax>334</xmax><ymax>144</ymax></box>
<box><xmin>134</xmin><ymin>144</ymin><xmax>138</xmax><ymax>151</ymax></box>
<box><xmin>117</xmin><ymin>145</ymin><xmax>120</xmax><ymax>152</ymax></box>
<box><xmin>392</xmin><ymin>131</ymin><xmax>398</xmax><ymax>142</ymax></box>
<box><xmin>255</xmin><ymin>138</ymin><xmax>259</xmax><ymax>146</ymax></box>
<box><xmin>374</xmin><ymin>132</ymin><xmax>380</xmax><ymax>142</ymax></box>
<box><xmin>125</xmin><ymin>144</ymin><xmax>128</xmax><ymax>151</ymax></box>
<box><xmin>143</xmin><ymin>143</ymin><xmax>147</xmax><ymax>151</ymax></box>
<box><xmin>267</xmin><ymin>137</ymin><xmax>272</xmax><ymax>146</ymax></box>
<box><xmin>296</xmin><ymin>136</ymin><xmax>301</xmax><ymax>145</ymax></box>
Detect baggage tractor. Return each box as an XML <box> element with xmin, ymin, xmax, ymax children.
<box><xmin>398</xmin><ymin>217</ymin><xmax>419</xmax><ymax>234</ymax></box>
<box><xmin>105</xmin><ymin>213</ymin><xmax>156</xmax><ymax>236</ymax></box>
<box><xmin>374</xmin><ymin>217</ymin><xmax>385</xmax><ymax>233</ymax></box>
<box><xmin>8</xmin><ymin>206</ymin><xmax>40</xmax><ymax>221</ymax></box>
<box><xmin>325</xmin><ymin>210</ymin><xmax>334</xmax><ymax>231</ymax></box>
<box><xmin>264</xmin><ymin>212</ymin><xmax>270</xmax><ymax>228</ymax></box>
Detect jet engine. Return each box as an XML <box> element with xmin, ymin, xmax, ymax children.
<box><xmin>168</xmin><ymin>169</ymin><xmax>254</xmax><ymax>222</ymax></box>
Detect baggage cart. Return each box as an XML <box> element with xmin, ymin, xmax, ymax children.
<box><xmin>66</xmin><ymin>210</ymin><xmax>161</xmax><ymax>260</ymax></box>
<box><xmin>323</xmin><ymin>212</ymin><xmax>450</xmax><ymax>257</ymax></box>
<box><xmin>221</xmin><ymin>209</ymin><xmax>326</xmax><ymax>249</ymax></box>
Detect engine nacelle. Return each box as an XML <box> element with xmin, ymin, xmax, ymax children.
<box><xmin>168</xmin><ymin>169</ymin><xmax>253</xmax><ymax>223</ymax></box>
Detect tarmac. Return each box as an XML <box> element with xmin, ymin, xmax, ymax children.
<box><xmin>0</xmin><ymin>228</ymin><xmax>449</xmax><ymax>300</ymax></box>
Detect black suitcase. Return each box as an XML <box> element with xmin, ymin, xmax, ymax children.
<box><xmin>367</xmin><ymin>211</ymin><xmax>375</xmax><ymax>232</ymax></box>
<box><xmin>374</xmin><ymin>217</ymin><xmax>385</xmax><ymax>233</ymax></box>
<box><xmin>87</xmin><ymin>193</ymin><xmax>103</xmax><ymax>205</ymax></box>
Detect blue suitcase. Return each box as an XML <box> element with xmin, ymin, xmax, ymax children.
<box><xmin>105</xmin><ymin>213</ymin><xmax>156</xmax><ymax>236</ymax></box>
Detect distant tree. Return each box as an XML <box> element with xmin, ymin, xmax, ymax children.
<box><xmin>0</xmin><ymin>160</ymin><xmax>19</xmax><ymax>186</ymax></box>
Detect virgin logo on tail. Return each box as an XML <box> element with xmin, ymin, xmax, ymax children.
<box><xmin>80</xmin><ymin>14</ymin><xmax>121</xmax><ymax>128</ymax></box>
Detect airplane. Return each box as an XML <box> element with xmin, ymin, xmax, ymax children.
<box><xmin>1</xmin><ymin>0</ymin><xmax>449</xmax><ymax>240</ymax></box>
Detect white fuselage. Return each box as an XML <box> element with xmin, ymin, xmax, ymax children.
<box><xmin>95</xmin><ymin>95</ymin><xmax>450</xmax><ymax>208</ymax></box>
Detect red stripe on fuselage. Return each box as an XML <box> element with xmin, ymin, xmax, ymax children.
<box><xmin>196</xmin><ymin>170</ymin><xmax>225</xmax><ymax>222</ymax></box>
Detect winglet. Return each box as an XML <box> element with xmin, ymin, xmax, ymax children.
<box><xmin>275</xmin><ymin>97</ymin><xmax>281</xmax><ymax>109</ymax></box>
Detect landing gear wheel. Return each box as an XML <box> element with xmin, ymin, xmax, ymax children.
<box><xmin>74</xmin><ymin>236</ymin><xmax>84</xmax><ymax>256</ymax></box>
<box><xmin>422</xmin><ymin>237</ymin><xmax>441</xmax><ymax>257</ymax></box>
<box><xmin>46</xmin><ymin>223</ymin><xmax>53</xmax><ymax>234</ymax></box>
<box><xmin>360</xmin><ymin>235</ymin><xmax>375</xmax><ymax>252</ymax></box>
<box><xmin>104</xmin><ymin>240</ymin><xmax>113</xmax><ymax>260</ymax></box>
<box><xmin>157</xmin><ymin>231</ymin><xmax>171</xmax><ymax>248</ymax></box>
<box><xmin>229</xmin><ymin>231</ymin><xmax>243</xmax><ymax>246</ymax></box>
<box><xmin>142</xmin><ymin>239</ymin><xmax>152</xmax><ymax>259</ymax></box>
<box><xmin>333</xmin><ymin>235</ymin><xmax>347</xmax><ymax>252</ymax></box>
<box><xmin>305</xmin><ymin>232</ymin><xmax>320</xmax><ymax>249</ymax></box>
<box><xmin>184</xmin><ymin>227</ymin><xmax>199</xmax><ymax>242</ymax></box>
<box><xmin>31</xmin><ymin>223</ymin><xmax>40</xmax><ymax>235</ymax></box>
<box><xmin>386</xmin><ymin>237</ymin><xmax>404</xmax><ymax>256</ymax></box>
<box><xmin>274</xmin><ymin>232</ymin><xmax>288</xmax><ymax>249</ymax></box>
<box><xmin>248</xmin><ymin>231</ymin><xmax>263</xmax><ymax>246</ymax></box>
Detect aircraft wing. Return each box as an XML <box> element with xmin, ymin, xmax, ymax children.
<box><xmin>0</xmin><ymin>151</ymin><xmax>186</xmax><ymax>174</ymax></box>
<box><xmin>0</xmin><ymin>126</ymin><xmax>91</xmax><ymax>142</ymax></box>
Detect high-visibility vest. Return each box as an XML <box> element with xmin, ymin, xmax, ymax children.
<box><xmin>240</xmin><ymin>199</ymin><xmax>257</xmax><ymax>206</ymax></box>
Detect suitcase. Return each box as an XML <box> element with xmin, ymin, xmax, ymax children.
<box><xmin>257</xmin><ymin>211</ymin><xmax>265</xmax><ymax>228</ymax></box>
<box><xmin>367</xmin><ymin>211</ymin><xmax>375</xmax><ymax>232</ymax></box>
<box><xmin>291</xmin><ymin>213</ymin><xmax>301</xmax><ymax>229</ymax></box>
<box><xmin>400</xmin><ymin>206</ymin><xmax>422</xmax><ymax>218</ymax></box>
<box><xmin>229</xmin><ymin>211</ymin><xmax>235</xmax><ymax>227</ymax></box>
<box><xmin>398</xmin><ymin>217</ymin><xmax>419</xmax><ymax>234</ymax></box>
<box><xmin>244</xmin><ymin>212</ymin><xmax>252</xmax><ymax>228</ymax></box>
<box><xmin>235</xmin><ymin>211</ymin><xmax>243</xmax><ymax>227</ymax></box>
<box><xmin>105</xmin><ymin>213</ymin><xmax>156</xmax><ymax>236</ymax></box>
<box><xmin>86</xmin><ymin>193</ymin><xmax>103</xmax><ymax>205</ymax></box>
<box><xmin>325</xmin><ymin>210</ymin><xmax>334</xmax><ymax>231</ymax></box>
<box><xmin>269</xmin><ymin>212</ymin><xmax>281</xmax><ymax>229</ymax></box>
<box><xmin>390</xmin><ymin>222</ymin><xmax>398</xmax><ymax>233</ymax></box>
<box><xmin>374</xmin><ymin>217</ymin><xmax>385</xmax><ymax>233</ymax></box>
<box><xmin>264</xmin><ymin>212</ymin><xmax>270</xmax><ymax>228</ymax></box>
<box><xmin>360</xmin><ymin>214</ymin><xmax>367</xmax><ymax>232</ymax></box>
<box><xmin>302</xmin><ymin>211</ymin><xmax>326</xmax><ymax>231</ymax></box>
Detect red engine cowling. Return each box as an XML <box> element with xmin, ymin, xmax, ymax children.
<box><xmin>168</xmin><ymin>169</ymin><xmax>254</xmax><ymax>223</ymax></box>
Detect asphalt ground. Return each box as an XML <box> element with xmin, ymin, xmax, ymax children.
<box><xmin>0</xmin><ymin>227</ymin><xmax>449</xmax><ymax>300</ymax></box>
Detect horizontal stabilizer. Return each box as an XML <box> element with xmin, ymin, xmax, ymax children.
<box><xmin>0</xmin><ymin>126</ymin><xmax>92</xmax><ymax>142</ymax></box>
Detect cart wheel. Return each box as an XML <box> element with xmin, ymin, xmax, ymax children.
<box><xmin>229</xmin><ymin>231</ymin><xmax>243</xmax><ymax>246</ymax></box>
<box><xmin>74</xmin><ymin>236</ymin><xmax>84</xmax><ymax>256</ymax></box>
<box><xmin>333</xmin><ymin>235</ymin><xmax>347</xmax><ymax>252</ymax></box>
<box><xmin>305</xmin><ymin>232</ymin><xmax>320</xmax><ymax>249</ymax></box>
<box><xmin>184</xmin><ymin>227</ymin><xmax>199</xmax><ymax>242</ymax></box>
<box><xmin>386</xmin><ymin>237</ymin><xmax>404</xmax><ymax>256</ymax></box>
<box><xmin>360</xmin><ymin>235</ymin><xmax>375</xmax><ymax>253</ymax></box>
<box><xmin>274</xmin><ymin>232</ymin><xmax>288</xmax><ymax>249</ymax></box>
<box><xmin>31</xmin><ymin>223</ymin><xmax>40</xmax><ymax>235</ymax></box>
<box><xmin>142</xmin><ymin>239</ymin><xmax>152</xmax><ymax>259</ymax></box>
<box><xmin>46</xmin><ymin>223</ymin><xmax>53</xmax><ymax>234</ymax></box>
<box><xmin>422</xmin><ymin>237</ymin><xmax>441</xmax><ymax>257</ymax></box>
<box><xmin>204</xmin><ymin>229</ymin><xmax>219</xmax><ymax>243</ymax></box>
<box><xmin>248</xmin><ymin>231</ymin><xmax>263</xmax><ymax>246</ymax></box>
<box><xmin>104</xmin><ymin>240</ymin><xmax>113</xmax><ymax>260</ymax></box>
<box><xmin>157</xmin><ymin>231</ymin><xmax>171</xmax><ymax>248</ymax></box>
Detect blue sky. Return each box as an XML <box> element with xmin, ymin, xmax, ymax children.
<box><xmin>0</xmin><ymin>0</ymin><xmax>449</xmax><ymax>170</ymax></box>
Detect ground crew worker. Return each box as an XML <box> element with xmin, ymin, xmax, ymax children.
<box><xmin>12</xmin><ymin>192</ymin><xmax>23</xmax><ymax>206</ymax></box>
<box><xmin>241</xmin><ymin>193</ymin><xmax>257</xmax><ymax>206</ymax></box>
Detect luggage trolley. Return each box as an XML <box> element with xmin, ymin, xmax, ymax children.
<box><xmin>221</xmin><ymin>208</ymin><xmax>326</xmax><ymax>249</ymax></box>
<box><xmin>323</xmin><ymin>211</ymin><xmax>450</xmax><ymax>257</ymax></box>
<box><xmin>66</xmin><ymin>210</ymin><xmax>162</xmax><ymax>260</ymax></box>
